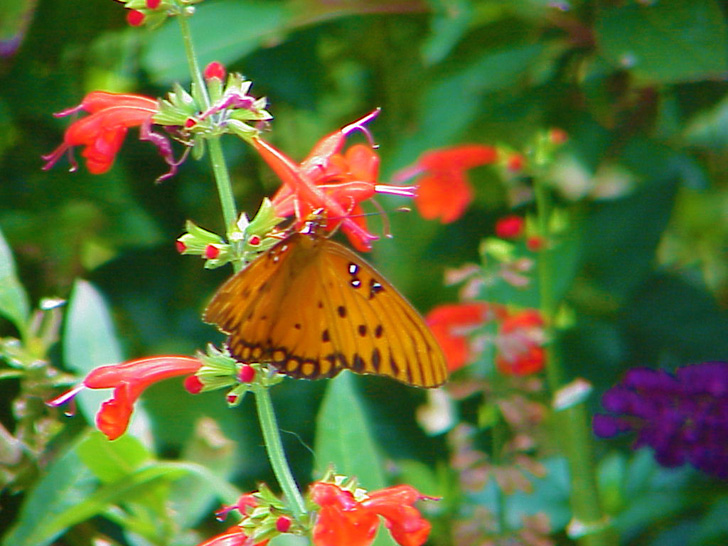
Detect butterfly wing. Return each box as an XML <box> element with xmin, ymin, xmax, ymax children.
<box><xmin>313</xmin><ymin>239</ymin><xmax>447</xmax><ymax>387</ymax></box>
<box><xmin>204</xmin><ymin>233</ymin><xmax>448</xmax><ymax>388</ymax></box>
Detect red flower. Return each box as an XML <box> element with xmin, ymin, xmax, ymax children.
<box><xmin>195</xmin><ymin>527</ymin><xmax>268</xmax><ymax>546</ymax></box>
<box><xmin>311</xmin><ymin>482</ymin><xmax>435</xmax><ymax>546</ymax></box>
<box><xmin>252</xmin><ymin>111</ymin><xmax>416</xmax><ymax>252</ymax></box>
<box><xmin>393</xmin><ymin>145</ymin><xmax>498</xmax><ymax>223</ymax></box>
<box><xmin>42</xmin><ymin>91</ymin><xmax>158</xmax><ymax>175</ymax></box>
<box><xmin>426</xmin><ymin>303</ymin><xmax>505</xmax><ymax>372</ymax></box>
<box><xmin>48</xmin><ymin>356</ymin><xmax>202</xmax><ymax>440</ymax></box>
<box><xmin>495</xmin><ymin>310</ymin><xmax>546</xmax><ymax>376</ymax></box>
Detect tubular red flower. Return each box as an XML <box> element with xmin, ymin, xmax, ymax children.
<box><xmin>42</xmin><ymin>92</ymin><xmax>158</xmax><ymax>175</ymax></box>
<box><xmin>195</xmin><ymin>527</ymin><xmax>268</xmax><ymax>546</ymax></box>
<box><xmin>252</xmin><ymin>111</ymin><xmax>414</xmax><ymax>252</ymax></box>
<box><xmin>426</xmin><ymin>303</ymin><xmax>506</xmax><ymax>371</ymax></box>
<box><xmin>394</xmin><ymin>145</ymin><xmax>498</xmax><ymax>223</ymax></box>
<box><xmin>49</xmin><ymin>356</ymin><xmax>202</xmax><ymax>441</ymax></box>
<box><xmin>311</xmin><ymin>482</ymin><xmax>435</xmax><ymax>546</ymax></box>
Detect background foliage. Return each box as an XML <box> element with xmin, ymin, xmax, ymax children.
<box><xmin>1</xmin><ymin>0</ymin><xmax>728</xmax><ymax>545</ymax></box>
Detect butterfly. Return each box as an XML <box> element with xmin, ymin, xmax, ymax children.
<box><xmin>204</xmin><ymin>222</ymin><xmax>448</xmax><ymax>388</ymax></box>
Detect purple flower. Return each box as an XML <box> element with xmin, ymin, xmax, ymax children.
<box><xmin>593</xmin><ymin>362</ymin><xmax>728</xmax><ymax>479</ymax></box>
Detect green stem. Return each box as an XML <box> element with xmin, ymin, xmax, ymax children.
<box><xmin>253</xmin><ymin>383</ymin><xmax>307</xmax><ymax>518</ymax></box>
<box><xmin>533</xmin><ymin>169</ymin><xmax>615</xmax><ymax>546</ymax></box>
<box><xmin>177</xmin><ymin>13</ymin><xmax>210</xmax><ymax>108</ymax></box>
<box><xmin>177</xmin><ymin>13</ymin><xmax>237</xmax><ymax>237</ymax></box>
<box><xmin>208</xmin><ymin>138</ymin><xmax>238</xmax><ymax>238</ymax></box>
<box><xmin>177</xmin><ymin>10</ymin><xmax>305</xmax><ymax>518</ymax></box>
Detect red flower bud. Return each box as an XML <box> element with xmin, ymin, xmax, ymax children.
<box><xmin>146</xmin><ymin>0</ymin><xmax>161</xmax><ymax>8</ymax></box>
<box><xmin>184</xmin><ymin>375</ymin><xmax>204</xmax><ymax>394</ymax></box>
<box><xmin>126</xmin><ymin>10</ymin><xmax>145</xmax><ymax>26</ymax></box>
<box><xmin>175</xmin><ymin>240</ymin><xmax>186</xmax><ymax>253</ymax></box>
<box><xmin>276</xmin><ymin>516</ymin><xmax>292</xmax><ymax>533</ymax></box>
<box><xmin>204</xmin><ymin>61</ymin><xmax>226</xmax><ymax>81</ymax></box>
<box><xmin>495</xmin><ymin>215</ymin><xmax>525</xmax><ymax>239</ymax></box>
<box><xmin>527</xmin><ymin>236</ymin><xmax>544</xmax><ymax>251</ymax></box>
<box><xmin>248</xmin><ymin>235</ymin><xmax>261</xmax><ymax>247</ymax></box>
<box><xmin>506</xmin><ymin>153</ymin><xmax>525</xmax><ymax>172</ymax></box>
<box><xmin>205</xmin><ymin>244</ymin><xmax>220</xmax><ymax>259</ymax></box>
<box><xmin>239</xmin><ymin>364</ymin><xmax>255</xmax><ymax>383</ymax></box>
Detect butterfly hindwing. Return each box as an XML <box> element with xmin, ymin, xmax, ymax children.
<box><xmin>204</xmin><ymin>231</ymin><xmax>448</xmax><ymax>388</ymax></box>
<box><xmin>316</xmin><ymin>240</ymin><xmax>446</xmax><ymax>387</ymax></box>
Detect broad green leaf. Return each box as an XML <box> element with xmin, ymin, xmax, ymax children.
<box><xmin>8</xmin><ymin>463</ymin><xmax>191</xmax><ymax>546</ymax></box>
<box><xmin>314</xmin><ymin>372</ymin><xmax>385</xmax><ymax>490</ymax></box>
<box><xmin>422</xmin><ymin>0</ymin><xmax>474</xmax><ymax>66</ymax></box>
<box><xmin>391</xmin><ymin>41</ymin><xmax>552</xmax><ymax>167</ymax></box>
<box><xmin>0</xmin><ymin>0</ymin><xmax>37</xmax><ymax>56</ymax></box>
<box><xmin>77</xmin><ymin>431</ymin><xmax>152</xmax><ymax>484</ymax></box>
<box><xmin>2</xmin><ymin>432</ymin><xmax>96</xmax><ymax>546</ymax></box>
<box><xmin>596</xmin><ymin>0</ymin><xmax>728</xmax><ymax>84</ymax></box>
<box><xmin>684</xmin><ymin>94</ymin><xmax>728</xmax><ymax>149</ymax></box>
<box><xmin>143</xmin><ymin>0</ymin><xmax>291</xmax><ymax>84</ymax></box>
<box><xmin>169</xmin><ymin>417</ymin><xmax>238</xmax><ymax>526</ymax></box>
<box><xmin>0</xmin><ymin>226</ymin><xmax>30</xmax><ymax>335</ymax></box>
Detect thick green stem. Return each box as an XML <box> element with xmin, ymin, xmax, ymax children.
<box><xmin>533</xmin><ymin>172</ymin><xmax>615</xmax><ymax>546</ymax></box>
<box><xmin>177</xmin><ymin>11</ymin><xmax>305</xmax><ymax>518</ymax></box>
<box><xmin>253</xmin><ymin>383</ymin><xmax>307</xmax><ymax>518</ymax></box>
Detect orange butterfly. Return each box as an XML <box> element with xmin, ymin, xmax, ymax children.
<box><xmin>204</xmin><ymin>222</ymin><xmax>447</xmax><ymax>388</ymax></box>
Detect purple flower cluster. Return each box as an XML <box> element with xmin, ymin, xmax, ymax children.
<box><xmin>593</xmin><ymin>362</ymin><xmax>728</xmax><ymax>479</ymax></box>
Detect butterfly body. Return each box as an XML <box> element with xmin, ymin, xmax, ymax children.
<box><xmin>204</xmin><ymin>228</ymin><xmax>447</xmax><ymax>388</ymax></box>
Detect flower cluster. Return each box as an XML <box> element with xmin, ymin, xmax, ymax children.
<box><xmin>206</xmin><ymin>477</ymin><xmax>436</xmax><ymax>546</ymax></box>
<box><xmin>426</xmin><ymin>302</ymin><xmax>546</xmax><ymax>376</ymax></box>
<box><xmin>593</xmin><ymin>362</ymin><xmax>728</xmax><ymax>478</ymax></box>
<box><xmin>252</xmin><ymin>110</ymin><xmax>416</xmax><ymax>252</ymax></box>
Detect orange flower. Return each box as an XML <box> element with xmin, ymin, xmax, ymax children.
<box><xmin>48</xmin><ymin>356</ymin><xmax>202</xmax><ymax>440</ymax></box>
<box><xmin>311</xmin><ymin>482</ymin><xmax>435</xmax><ymax>546</ymax></box>
<box><xmin>394</xmin><ymin>145</ymin><xmax>498</xmax><ymax>223</ymax></box>
<box><xmin>495</xmin><ymin>310</ymin><xmax>546</xmax><ymax>376</ymax></box>
<box><xmin>252</xmin><ymin>111</ymin><xmax>416</xmax><ymax>252</ymax></box>
<box><xmin>426</xmin><ymin>302</ymin><xmax>505</xmax><ymax>372</ymax></box>
<box><xmin>43</xmin><ymin>91</ymin><xmax>159</xmax><ymax>175</ymax></box>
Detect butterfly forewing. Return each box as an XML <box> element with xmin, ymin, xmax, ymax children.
<box><xmin>204</xmin><ymin>231</ymin><xmax>448</xmax><ymax>388</ymax></box>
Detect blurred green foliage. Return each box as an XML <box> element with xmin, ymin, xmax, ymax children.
<box><xmin>1</xmin><ymin>0</ymin><xmax>728</xmax><ymax>545</ymax></box>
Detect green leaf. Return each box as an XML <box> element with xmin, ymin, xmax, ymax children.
<box><xmin>0</xmin><ymin>226</ymin><xmax>30</xmax><ymax>335</ymax></box>
<box><xmin>2</xmin><ymin>432</ymin><xmax>96</xmax><ymax>546</ymax></box>
<box><xmin>76</xmin><ymin>431</ymin><xmax>152</xmax><ymax>484</ymax></box>
<box><xmin>422</xmin><ymin>0</ymin><xmax>474</xmax><ymax>65</ymax></box>
<box><xmin>684</xmin><ymin>94</ymin><xmax>728</xmax><ymax>149</ymax></box>
<box><xmin>596</xmin><ymin>0</ymin><xmax>728</xmax><ymax>84</ymax></box>
<box><xmin>142</xmin><ymin>0</ymin><xmax>291</xmax><ymax>84</ymax></box>
<box><xmin>169</xmin><ymin>417</ymin><xmax>239</xmax><ymax>526</ymax></box>
<box><xmin>10</xmin><ymin>463</ymin><xmax>191</xmax><ymax>546</ymax></box>
<box><xmin>391</xmin><ymin>41</ymin><xmax>551</xmax><ymax>167</ymax></box>
<box><xmin>314</xmin><ymin>372</ymin><xmax>385</xmax><ymax>490</ymax></box>
<box><xmin>0</xmin><ymin>0</ymin><xmax>37</xmax><ymax>55</ymax></box>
